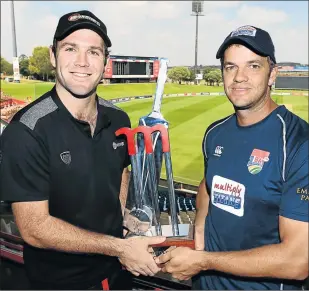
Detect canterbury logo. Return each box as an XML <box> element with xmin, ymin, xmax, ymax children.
<box><xmin>214</xmin><ymin>146</ymin><xmax>224</xmax><ymax>157</ymax></box>
<box><xmin>60</xmin><ymin>151</ymin><xmax>71</xmax><ymax>165</ymax></box>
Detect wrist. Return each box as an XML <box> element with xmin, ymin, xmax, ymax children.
<box><xmin>194</xmin><ymin>224</ymin><xmax>205</xmax><ymax>235</ymax></box>
<box><xmin>200</xmin><ymin>251</ymin><xmax>215</xmax><ymax>271</ymax></box>
<box><xmin>108</xmin><ymin>237</ymin><xmax>126</xmax><ymax>258</ymax></box>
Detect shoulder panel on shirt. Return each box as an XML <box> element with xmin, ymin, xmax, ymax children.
<box><xmin>276</xmin><ymin>107</ymin><xmax>309</xmax><ymax>182</ymax></box>
<box><xmin>98</xmin><ymin>97</ymin><xmax>123</xmax><ymax>112</ymax></box>
<box><xmin>202</xmin><ymin>114</ymin><xmax>234</xmax><ymax>159</ymax></box>
<box><xmin>19</xmin><ymin>96</ymin><xmax>58</xmax><ymax>130</ymax></box>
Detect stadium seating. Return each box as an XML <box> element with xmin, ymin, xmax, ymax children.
<box><xmin>158</xmin><ymin>190</ymin><xmax>196</xmax><ymax>226</ymax></box>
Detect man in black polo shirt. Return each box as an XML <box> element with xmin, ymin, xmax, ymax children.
<box><xmin>0</xmin><ymin>10</ymin><xmax>165</xmax><ymax>290</ymax></box>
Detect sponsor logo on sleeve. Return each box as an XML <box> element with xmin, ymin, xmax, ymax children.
<box><xmin>211</xmin><ymin>175</ymin><xmax>245</xmax><ymax>217</ymax></box>
<box><xmin>247</xmin><ymin>149</ymin><xmax>270</xmax><ymax>174</ymax></box>
<box><xmin>297</xmin><ymin>187</ymin><xmax>309</xmax><ymax>201</ymax></box>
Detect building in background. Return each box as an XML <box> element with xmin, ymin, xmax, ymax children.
<box><xmin>275</xmin><ymin>63</ymin><xmax>309</xmax><ymax>90</ymax></box>
<box><xmin>103</xmin><ymin>55</ymin><xmax>160</xmax><ymax>83</ymax></box>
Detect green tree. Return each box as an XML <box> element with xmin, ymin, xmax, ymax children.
<box><xmin>167</xmin><ymin>67</ymin><xmax>190</xmax><ymax>84</ymax></box>
<box><xmin>29</xmin><ymin>46</ymin><xmax>53</xmax><ymax>80</ymax></box>
<box><xmin>0</xmin><ymin>56</ymin><xmax>13</xmax><ymax>75</ymax></box>
<box><xmin>212</xmin><ymin>69</ymin><xmax>222</xmax><ymax>86</ymax></box>
<box><xmin>19</xmin><ymin>54</ymin><xmax>30</xmax><ymax>77</ymax></box>
<box><xmin>188</xmin><ymin>68</ymin><xmax>195</xmax><ymax>82</ymax></box>
<box><xmin>203</xmin><ymin>67</ymin><xmax>214</xmax><ymax>83</ymax></box>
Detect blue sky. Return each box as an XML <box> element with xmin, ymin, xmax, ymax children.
<box><xmin>1</xmin><ymin>1</ymin><xmax>308</xmax><ymax>66</ymax></box>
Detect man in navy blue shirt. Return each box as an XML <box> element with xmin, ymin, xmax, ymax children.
<box><xmin>156</xmin><ymin>25</ymin><xmax>308</xmax><ymax>290</ymax></box>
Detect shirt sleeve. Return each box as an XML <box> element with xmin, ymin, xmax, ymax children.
<box><xmin>0</xmin><ymin>121</ymin><xmax>50</xmax><ymax>202</ymax></box>
<box><xmin>279</xmin><ymin>140</ymin><xmax>309</xmax><ymax>222</ymax></box>
<box><xmin>122</xmin><ymin>114</ymin><xmax>132</xmax><ymax>169</ymax></box>
<box><xmin>202</xmin><ymin>127</ymin><xmax>209</xmax><ymax>177</ymax></box>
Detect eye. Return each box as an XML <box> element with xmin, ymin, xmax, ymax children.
<box><xmin>249</xmin><ymin>64</ymin><xmax>260</xmax><ymax>69</ymax></box>
<box><xmin>224</xmin><ymin>65</ymin><xmax>235</xmax><ymax>71</ymax></box>
<box><xmin>65</xmin><ymin>47</ymin><xmax>75</xmax><ymax>52</ymax></box>
<box><xmin>89</xmin><ymin>50</ymin><xmax>100</xmax><ymax>56</ymax></box>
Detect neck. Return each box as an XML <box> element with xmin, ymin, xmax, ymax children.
<box><xmin>235</xmin><ymin>94</ymin><xmax>278</xmax><ymax>127</ymax></box>
<box><xmin>55</xmin><ymin>82</ymin><xmax>97</xmax><ymax>119</ymax></box>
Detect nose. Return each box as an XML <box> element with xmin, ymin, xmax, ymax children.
<box><xmin>233</xmin><ymin>67</ymin><xmax>248</xmax><ymax>83</ymax></box>
<box><xmin>74</xmin><ymin>51</ymin><xmax>89</xmax><ymax>67</ymax></box>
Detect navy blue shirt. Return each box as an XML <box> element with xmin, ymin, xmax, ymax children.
<box><xmin>200</xmin><ymin>106</ymin><xmax>308</xmax><ymax>290</ymax></box>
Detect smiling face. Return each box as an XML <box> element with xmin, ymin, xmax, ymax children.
<box><xmin>222</xmin><ymin>44</ymin><xmax>277</xmax><ymax>110</ymax></box>
<box><xmin>50</xmin><ymin>29</ymin><xmax>106</xmax><ymax>97</ymax></box>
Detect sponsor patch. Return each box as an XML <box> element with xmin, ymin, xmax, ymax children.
<box><xmin>113</xmin><ymin>141</ymin><xmax>124</xmax><ymax>149</ymax></box>
<box><xmin>247</xmin><ymin>149</ymin><xmax>270</xmax><ymax>174</ymax></box>
<box><xmin>211</xmin><ymin>175</ymin><xmax>245</xmax><ymax>217</ymax></box>
<box><xmin>68</xmin><ymin>14</ymin><xmax>100</xmax><ymax>27</ymax></box>
<box><xmin>231</xmin><ymin>25</ymin><xmax>257</xmax><ymax>37</ymax></box>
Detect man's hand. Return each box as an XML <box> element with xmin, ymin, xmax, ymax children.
<box><xmin>118</xmin><ymin>236</ymin><xmax>166</xmax><ymax>277</ymax></box>
<box><xmin>155</xmin><ymin>247</ymin><xmax>206</xmax><ymax>281</ymax></box>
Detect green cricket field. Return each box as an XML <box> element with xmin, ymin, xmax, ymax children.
<box><xmin>1</xmin><ymin>81</ymin><xmax>308</xmax><ymax>186</ymax></box>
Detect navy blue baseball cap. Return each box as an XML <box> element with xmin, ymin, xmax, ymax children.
<box><xmin>54</xmin><ymin>10</ymin><xmax>112</xmax><ymax>47</ymax></box>
<box><xmin>216</xmin><ymin>25</ymin><xmax>276</xmax><ymax>63</ymax></box>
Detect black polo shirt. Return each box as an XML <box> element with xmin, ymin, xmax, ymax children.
<box><xmin>0</xmin><ymin>86</ymin><xmax>131</xmax><ymax>288</ymax></box>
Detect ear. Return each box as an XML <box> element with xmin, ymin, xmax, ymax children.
<box><xmin>49</xmin><ymin>45</ymin><xmax>56</xmax><ymax>68</ymax></box>
<box><xmin>268</xmin><ymin>66</ymin><xmax>278</xmax><ymax>87</ymax></box>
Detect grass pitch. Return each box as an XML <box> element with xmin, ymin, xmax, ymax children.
<box><xmin>117</xmin><ymin>94</ymin><xmax>308</xmax><ymax>185</ymax></box>
<box><xmin>1</xmin><ymin>81</ymin><xmax>307</xmax><ymax>185</ymax></box>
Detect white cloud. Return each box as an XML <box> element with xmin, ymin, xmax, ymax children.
<box><xmin>122</xmin><ymin>1</ymin><xmax>148</xmax><ymax>7</ymax></box>
<box><xmin>207</xmin><ymin>1</ymin><xmax>242</xmax><ymax>9</ymax></box>
<box><xmin>236</xmin><ymin>4</ymin><xmax>289</xmax><ymax>26</ymax></box>
<box><xmin>0</xmin><ymin>1</ymin><xmax>307</xmax><ymax>66</ymax></box>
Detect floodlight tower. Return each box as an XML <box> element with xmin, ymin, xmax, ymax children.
<box><xmin>191</xmin><ymin>1</ymin><xmax>204</xmax><ymax>85</ymax></box>
<box><xmin>10</xmin><ymin>0</ymin><xmax>20</xmax><ymax>82</ymax></box>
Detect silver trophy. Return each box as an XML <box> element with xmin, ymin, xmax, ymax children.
<box><xmin>116</xmin><ymin>59</ymin><xmax>193</xmax><ymax>248</ymax></box>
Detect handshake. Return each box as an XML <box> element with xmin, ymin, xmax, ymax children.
<box><xmin>118</xmin><ymin>235</ymin><xmax>205</xmax><ymax>281</ymax></box>
<box><xmin>121</xmin><ymin>209</ymin><xmax>205</xmax><ymax>280</ymax></box>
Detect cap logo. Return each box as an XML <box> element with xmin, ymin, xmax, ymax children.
<box><xmin>230</xmin><ymin>25</ymin><xmax>256</xmax><ymax>37</ymax></box>
<box><xmin>68</xmin><ymin>13</ymin><xmax>100</xmax><ymax>27</ymax></box>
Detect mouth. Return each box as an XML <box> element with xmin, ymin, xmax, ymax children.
<box><xmin>231</xmin><ymin>88</ymin><xmax>250</xmax><ymax>91</ymax></box>
<box><xmin>71</xmin><ymin>72</ymin><xmax>92</xmax><ymax>77</ymax></box>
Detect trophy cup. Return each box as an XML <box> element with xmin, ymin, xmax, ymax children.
<box><xmin>116</xmin><ymin>58</ymin><xmax>194</xmax><ymax>251</ymax></box>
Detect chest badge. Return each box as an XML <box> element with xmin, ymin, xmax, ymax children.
<box><xmin>214</xmin><ymin>145</ymin><xmax>224</xmax><ymax>157</ymax></box>
<box><xmin>247</xmin><ymin>149</ymin><xmax>270</xmax><ymax>174</ymax></box>
<box><xmin>113</xmin><ymin>141</ymin><xmax>124</xmax><ymax>149</ymax></box>
<box><xmin>60</xmin><ymin>151</ymin><xmax>71</xmax><ymax>165</ymax></box>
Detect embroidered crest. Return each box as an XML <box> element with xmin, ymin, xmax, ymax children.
<box><xmin>60</xmin><ymin>151</ymin><xmax>71</xmax><ymax>165</ymax></box>
<box><xmin>247</xmin><ymin>149</ymin><xmax>270</xmax><ymax>174</ymax></box>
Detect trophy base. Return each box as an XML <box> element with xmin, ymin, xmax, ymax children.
<box><xmin>150</xmin><ymin>224</ymin><xmax>195</xmax><ymax>253</ymax></box>
<box><xmin>150</xmin><ymin>224</ymin><xmax>192</xmax><ymax>238</ymax></box>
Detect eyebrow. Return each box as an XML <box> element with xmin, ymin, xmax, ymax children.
<box><xmin>59</xmin><ymin>42</ymin><xmax>104</xmax><ymax>52</ymax></box>
<box><xmin>59</xmin><ymin>42</ymin><xmax>77</xmax><ymax>49</ymax></box>
<box><xmin>224</xmin><ymin>60</ymin><xmax>265</xmax><ymax>66</ymax></box>
<box><xmin>89</xmin><ymin>46</ymin><xmax>104</xmax><ymax>53</ymax></box>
